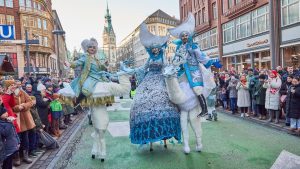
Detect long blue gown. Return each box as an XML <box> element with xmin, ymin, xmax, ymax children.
<box><xmin>129</xmin><ymin>55</ymin><xmax>181</xmax><ymax>144</ymax></box>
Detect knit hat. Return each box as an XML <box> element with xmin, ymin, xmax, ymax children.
<box><xmin>37</xmin><ymin>83</ymin><xmax>46</xmax><ymax>91</ymax></box>
<box><xmin>3</xmin><ymin>80</ymin><xmax>15</xmax><ymax>88</ymax></box>
<box><xmin>46</xmin><ymin>84</ymin><xmax>53</xmax><ymax>89</ymax></box>
<box><xmin>52</xmin><ymin>93</ymin><xmax>60</xmax><ymax>100</ymax></box>
<box><xmin>258</xmin><ymin>74</ymin><xmax>266</xmax><ymax>79</ymax></box>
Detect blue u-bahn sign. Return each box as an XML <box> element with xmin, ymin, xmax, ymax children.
<box><xmin>0</xmin><ymin>25</ymin><xmax>15</xmax><ymax>40</ymax></box>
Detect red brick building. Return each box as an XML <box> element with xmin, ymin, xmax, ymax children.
<box><xmin>0</xmin><ymin>0</ymin><xmax>64</xmax><ymax>77</ymax></box>
<box><xmin>179</xmin><ymin>0</ymin><xmax>300</xmax><ymax>72</ymax></box>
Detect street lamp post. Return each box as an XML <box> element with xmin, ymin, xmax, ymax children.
<box><xmin>52</xmin><ymin>30</ymin><xmax>65</xmax><ymax>76</ymax></box>
<box><xmin>25</xmin><ymin>29</ymin><xmax>30</xmax><ymax>76</ymax></box>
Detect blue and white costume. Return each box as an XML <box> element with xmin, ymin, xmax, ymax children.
<box><xmin>130</xmin><ymin>24</ymin><xmax>181</xmax><ymax>146</ymax></box>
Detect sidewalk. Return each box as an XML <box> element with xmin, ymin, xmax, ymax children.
<box><xmin>16</xmin><ymin>111</ymin><xmax>87</xmax><ymax>169</ymax></box>
<box><xmin>217</xmin><ymin>108</ymin><xmax>300</xmax><ymax>137</ymax></box>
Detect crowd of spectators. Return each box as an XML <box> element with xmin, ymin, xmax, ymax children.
<box><xmin>215</xmin><ymin>66</ymin><xmax>300</xmax><ymax>135</ymax></box>
<box><xmin>0</xmin><ymin>73</ymin><xmax>76</xmax><ymax>169</ymax></box>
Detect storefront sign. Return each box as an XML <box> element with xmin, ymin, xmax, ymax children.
<box><xmin>0</xmin><ymin>46</ymin><xmax>17</xmax><ymax>53</ymax></box>
<box><xmin>247</xmin><ymin>39</ymin><xmax>268</xmax><ymax>48</ymax></box>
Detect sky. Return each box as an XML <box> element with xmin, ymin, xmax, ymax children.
<box><xmin>52</xmin><ymin>0</ymin><xmax>180</xmax><ymax>52</ymax></box>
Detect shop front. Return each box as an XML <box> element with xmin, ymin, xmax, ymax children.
<box><xmin>281</xmin><ymin>23</ymin><xmax>300</xmax><ymax>68</ymax></box>
<box><xmin>223</xmin><ymin>32</ymin><xmax>271</xmax><ymax>73</ymax></box>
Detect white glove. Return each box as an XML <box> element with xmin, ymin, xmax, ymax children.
<box><xmin>7</xmin><ymin>116</ymin><xmax>16</xmax><ymax>122</ymax></box>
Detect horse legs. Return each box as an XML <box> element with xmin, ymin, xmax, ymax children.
<box><xmin>150</xmin><ymin>143</ymin><xmax>153</xmax><ymax>152</ymax></box>
<box><xmin>163</xmin><ymin>140</ymin><xmax>167</xmax><ymax>149</ymax></box>
<box><xmin>90</xmin><ymin>105</ymin><xmax>109</xmax><ymax>162</ymax></box>
<box><xmin>189</xmin><ymin>105</ymin><xmax>203</xmax><ymax>152</ymax></box>
<box><xmin>180</xmin><ymin>111</ymin><xmax>190</xmax><ymax>154</ymax></box>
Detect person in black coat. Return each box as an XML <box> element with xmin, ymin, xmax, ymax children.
<box><xmin>0</xmin><ymin>103</ymin><xmax>20</xmax><ymax>169</ymax></box>
<box><xmin>279</xmin><ymin>75</ymin><xmax>293</xmax><ymax>126</ymax></box>
<box><xmin>34</xmin><ymin>90</ymin><xmax>51</xmax><ymax>133</ymax></box>
<box><xmin>286</xmin><ymin>77</ymin><xmax>300</xmax><ymax>134</ymax></box>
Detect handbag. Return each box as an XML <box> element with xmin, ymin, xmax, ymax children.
<box><xmin>38</xmin><ymin>130</ymin><xmax>59</xmax><ymax>149</ymax></box>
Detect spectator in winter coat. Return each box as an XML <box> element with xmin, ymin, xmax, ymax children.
<box><xmin>254</xmin><ymin>75</ymin><xmax>267</xmax><ymax>120</ymax></box>
<box><xmin>286</xmin><ymin>77</ymin><xmax>300</xmax><ymax>134</ymax></box>
<box><xmin>0</xmin><ymin>102</ymin><xmax>20</xmax><ymax>169</ymax></box>
<box><xmin>34</xmin><ymin>88</ymin><xmax>51</xmax><ymax>133</ymax></box>
<box><xmin>264</xmin><ymin>70</ymin><xmax>282</xmax><ymax>123</ymax></box>
<box><xmin>280</xmin><ymin>75</ymin><xmax>293</xmax><ymax>126</ymax></box>
<box><xmin>12</xmin><ymin>84</ymin><xmax>35</xmax><ymax>164</ymax></box>
<box><xmin>227</xmin><ymin>76</ymin><xmax>238</xmax><ymax>114</ymax></box>
<box><xmin>237</xmin><ymin>75</ymin><xmax>251</xmax><ymax>117</ymax></box>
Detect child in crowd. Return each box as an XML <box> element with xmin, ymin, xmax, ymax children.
<box><xmin>0</xmin><ymin>100</ymin><xmax>20</xmax><ymax>169</ymax></box>
<box><xmin>49</xmin><ymin>93</ymin><xmax>63</xmax><ymax>137</ymax></box>
<box><xmin>221</xmin><ymin>87</ymin><xmax>228</xmax><ymax>109</ymax></box>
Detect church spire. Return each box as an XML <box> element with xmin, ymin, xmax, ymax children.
<box><xmin>104</xmin><ymin>1</ymin><xmax>113</xmax><ymax>33</ymax></box>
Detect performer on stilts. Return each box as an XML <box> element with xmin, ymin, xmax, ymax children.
<box><xmin>60</xmin><ymin>38</ymin><xmax>131</xmax><ymax>162</ymax></box>
<box><xmin>129</xmin><ymin>24</ymin><xmax>181</xmax><ymax>151</ymax></box>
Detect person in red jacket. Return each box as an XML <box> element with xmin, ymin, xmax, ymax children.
<box><xmin>1</xmin><ymin>80</ymin><xmax>19</xmax><ymax>133</ymax></box>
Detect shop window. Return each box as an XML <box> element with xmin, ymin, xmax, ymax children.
<box><xmin>223</xmin><ymin>20</ymin><xmax>235</xmax><ymax>43</ymax></box>
<box><xmin>252</xmin><ymin>5</ymin><xmax>269</xmax><ymax>35</ymax></box>
<box><xmin>282</xmin><ymin>0</ymin><xmax>300</xmax><ymax>26</ymax></box>
<box><xmin>236</xmin><ymin>13</ymin><xmax>251</xmax><ymax>40</ymax></box>
<box><xmin>6</xmin><ymin>15</ymin><xmax>14</xmax><ymax>25</ymax></box>
<box><xmin>0</xmin><ymin>14</ymin><xmax>5</xmax><ymax>25</ymax></box>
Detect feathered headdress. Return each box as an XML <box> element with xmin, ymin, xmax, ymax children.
<box><xmin>139</xmin><ymin>23</ymin><xmax>169</xmax><ymax>49</ymax></box>
<box><xmin>168</xmin><ymin>12</ymin><xmax>195</xmax><ymax>38</ymax></box>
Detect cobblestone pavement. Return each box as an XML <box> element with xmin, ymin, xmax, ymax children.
<box><xmin>16</xmin><ymin>111</ymin><xmax>87</xmax><ymax>169</ymax></box>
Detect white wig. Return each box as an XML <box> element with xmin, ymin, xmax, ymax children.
<box><xmin>81</xmin><ymin>38</ymin><xmax>98</xmax><ymax>53</ymax></box>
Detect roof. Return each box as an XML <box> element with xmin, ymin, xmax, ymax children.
<box><xmin>148</xmin><ymin>9</ymin><xmax>180</xmax><ymax>24</ymax></box>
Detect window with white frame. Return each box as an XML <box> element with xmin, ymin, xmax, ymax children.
<box><xmin>43</xmin><ymin>20</ymin><xmax>47</xmax><ymax>30</ymax></box>
<box><xmin>0</xmin><ymin>0</ymin><xmax>4</xmax><ymax>6</ymax></box>
<box><xmin>39</xmin><ymin>35</ymin><xmax>42</xmax><ymax>45</ymax></box>
<box><xmin>19</xmin><ymin>0</ymin><xmax>25</xmax><ymax>7</ymax></box>
<box><xmin>200</xmin><ymin>31</ymin><xmax>210</xmax><ymax>50</ymax></box>
<box><xmin>26</xmin><ymin>0</ymin><xmax>31</xmax><ymax>8</ymax></box>
<box><xmin>37</xmin><ymin>18</ymin><xmax>42</xmax><ymax>29</ymax></box>
<box><xmin>223</xmin><ymin>20</ymin><xmax>235</xmax><ymax>43</ymax></box>
<box><xmin>236</xmin><ymin>13</ymin><xmax>251</xmax><ymax>39</ymax></box>
<box><xmin>210</xmin><ymin>28</ymin><xmax>218</xmax><ymax>47</ymax></box>
<box><xmin>282</xmin><ymin>0</ymin><xmax>300</xmax><ymax>26</ymax></box>
<box><xmin>6</xmin><ymin>15</ymin><xmax>14</xmax><ymax>25</ymax></box>
<box><xmin>252</xmin><ymin>5</ymin><xmax>269</xmax><ymax>35</ymax></box>
<box><xmin>5</xmin><ymin>0</ymin><xmax>13</xmax><ymax>8</ymax></box>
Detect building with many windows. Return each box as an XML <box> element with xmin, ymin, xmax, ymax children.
<box><xmin>180</xmin><ymin>0</ymin><xmax>300</xmax><ymax>72</ymax></box>
<box><xmin>117</xmin><ymin>9</ymin><xmax>179</xmax><ymax>67</ymax></box>
<box><xmin>0</xmin><ymin>0</ymin><xmax>66</xmax><ymax>77</ymax></box>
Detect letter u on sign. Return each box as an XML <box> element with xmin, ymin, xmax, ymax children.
<box><xmin>0</xmin><ymin>25</ymin><xmax>15</xmax><ymax>40</ymax></box>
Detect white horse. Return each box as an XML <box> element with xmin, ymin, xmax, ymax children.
<box><xmin>59</xmin><ymin>73</ymin><xmax>131</xmax><ymax>161</ymax></box>
<box><xmin>163</xmin><ymin>65</ymin><xmax>203</xmax><ymax>154</ymax></box>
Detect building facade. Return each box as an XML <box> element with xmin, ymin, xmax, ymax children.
<box><xmin>0</xmin><ymin>0</ymin><xmax>65</xmax><ymax>78</ymax></box>
<box><xmin>117</xmin><ymin>9</ymin><xmax>179</xmax><ymax>67</ymax></box>
<box><xmin>180</xmin><ymin>0</ymin><xmax>300</xmax><ymax>72</ymax></box>
<box><xmin>102</xmin><ymin>4</ymin><xmax>117</xmax><ymax>71</ymax></box>
<box><xmin>52</xmin><ymin>9</ymin><xmax>67</xmax><ymax>77</ymax></box>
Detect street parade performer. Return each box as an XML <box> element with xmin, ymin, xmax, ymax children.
<box><xmin>59</xmin><ymin>38</ymin><xmax>131</xmax><ymax>162</ymax></box>
<box><xmin>129</xmin><ymin>23</ymin><xmax>181</xmax><ymax>151</ymax></box>
<box><xmin>162</xmin><ymin>13</ymin><xmax>221</xmax><ymax>154</ymax></box>
<box><xmin>168</xmin><ymin>13</ymin><xmax>222</xmax><ymax>117</ymax></box>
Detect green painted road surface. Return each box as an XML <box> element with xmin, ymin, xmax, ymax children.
<box><xmin>66</xmin><ymin>100</ymin><xmax>300</xmax><ymax>169</ymax></box>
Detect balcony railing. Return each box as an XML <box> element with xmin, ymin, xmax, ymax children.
<box><xmin>19</xmin><ymin>7</ymin><xmax>51</xmax><ymax>19</ymax></box>
<box><xmin>224</xmin><ymin>0</ymin><xmax>258</xmax><ymax>18</ymax></box>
